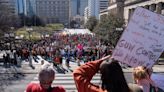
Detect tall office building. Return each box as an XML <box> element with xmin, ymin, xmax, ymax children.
<box><xmin>35</xmin><ymin>0</ymin><xmax>70</xmax><ymax>24</ymax></box>
<box><xmin>70</xmin><ymin>0</ymin><xmax>88</xmax><ymax>16</ymax></box>
<box><xmin>16</xmin><ymin>0</ymin><xmax>23</xmax><ymax>14</ymax></box>
<box><xmin>99</xmin><ymin>0</ymin><xmax>109</xmax><ymax>11</ymax></box>
<box><xmin>77</xmin><ymin>0</ymin><xmax>80</xmax><ymax>14</ymax></box>
<box><xmin>16</xmin><ymin>0</ymin><xmax>27</xmax><ymax>15</ymax></box>
<box><xmin>124</xmin><ymin>0</ymin><xmax>164</xmax><ymax>24</ymax></box>
<box><xmin>103</xmin><ymin>0</ymin><xmax>164</xmax><ymax>25</ymax></box>
<box><xmin>16</xmin><ymin>0</ymin><xmax>36</xmax><ymax>16</ymax></box>
<box><xmin>26</xmin><ymin>0</ymin><xmax>36</xmax><ymax>16</ymax></box>
<box><xmin>8</xmin><ymin>0</ymin><xmax>17</xmax><ymax>14</ymax></box>
<box><xmin>79</xmin><ymin>0</ymin><xmax>88</xmax><ymax>16</ymax></box>
<box><xmin>88</xmin><ymin>0</ymin><xmax>108</xmax><ymax>19</ymax></box>
<box><xmin>0</xmin><ymin>0</ymin><xmax>17</xmax><ymax>14</ymax></box>
<box><xmin>88</xmin><ymin>0</ymin><xmax>99</xmax><ymax>19</ymax></box>
<box><xmin>70</xmin><ymin>0</ymin><xmax>78</xmax><ymax>16</ymax></box>
<box><xmin>70</xmin><ymin>0</ymin><xmax>88</xmax><ymax>28</ymax></box>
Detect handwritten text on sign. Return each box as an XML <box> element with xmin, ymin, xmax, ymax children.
<box><xmin>112</xmin><ymin>7</ymin><xmax>164</xmax><ymax>68</ymax></box>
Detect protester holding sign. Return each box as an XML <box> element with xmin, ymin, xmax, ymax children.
<box><xmin>73</xmin><ymin>55</ymin><xmax>143</xmax><ymax>92</ymax></box>
<box><xmin>112</xmin><ymin>7</ymin><xmax>164</xmax><ymax>68</ymax></box>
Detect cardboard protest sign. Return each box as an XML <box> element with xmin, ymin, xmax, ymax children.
<box><xmin>112</xmin><ymin>7</ymin><xmax>164</xmax><ymax>68</ymax></box>
<box><xmin>151</xmin><ymin>74</ymin><xmax>164</xmax><ymax>90</ymax></box>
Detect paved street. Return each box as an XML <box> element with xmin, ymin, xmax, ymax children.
<box><xmin>1</xmin><ymin>0</ymin><xmax>164</xmax><ymax>92</ymax></box>
<box><xmin>0</xmin><ymin>57</ymin><xmax>164</xmax><ymax>92</ymax></box>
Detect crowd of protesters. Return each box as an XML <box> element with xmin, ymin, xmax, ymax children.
<box><xmin>1</xmin><ymin>33</ymin><xmax>112</xmax><ymax>68</ymax></box>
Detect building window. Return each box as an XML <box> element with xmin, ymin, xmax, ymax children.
<box><xmin>51</xmin><ymin>1</ymin><xmax>53</xmax><ymax>4</ymax></box>
<box><xmin>62</xmin><ymin>1</ymin><xmax>65</xmax><ymax>4</ymax></box>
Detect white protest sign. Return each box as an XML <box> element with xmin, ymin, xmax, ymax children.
<box><xmin>151</xmin><ymin>74</ymin><xmax>164</xmax><ymax>90</ymax></box>
<box><xmin>112</xmin><ymin>7</ymin><xmax>164</xmax><ymax>68</ymax></box>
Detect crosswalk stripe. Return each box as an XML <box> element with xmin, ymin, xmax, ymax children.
<box><xmin>31</xmin><ymin>80</ymin><xmax>101</xmax><ymax>84</ymax></box>
<box><xmin>35</xmin><ymin>73</ymin><xmax>101</xmax><ymax>77</ymax></box>
<box><xmin>34</xmin><ymin>76</ymin><xmax>100</xmax><ymax>80</ymax></box>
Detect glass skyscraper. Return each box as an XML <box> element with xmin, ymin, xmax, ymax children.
<box><xmin>16</xmin><ymin>0</ymin><xmax>36</xmax><ymax>16</ymax></box>
<box><xmin>16</xmin><ymin>0</ymin><xmax>25</xmax><ymax>14</ymax></box>
<box><xmin>71</xmin><ymin>0</ymin><xmax>78</xmax><ymax>16</ymax></box>
<box><xmin>26</xmin><ymin>0</ymin><xmax>36</xmax><ymax>16</ymax></box>
<box><xmin>88</xmin><ymin>0</ymin><xmax>108</xmax><ymax>19</ymax></box>
<box><xmin>70</xmin><ymin>0</ymin><xmax>88</xmax><ymax>16</ymax></box>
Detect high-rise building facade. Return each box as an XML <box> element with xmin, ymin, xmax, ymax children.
<box><xmin>102</xmin><ymin>0</ymin><xmax>164</xmax><ymax>25</ymax></box>
<box><xmin>35</xmin><ymin>0</ymin><xmax>70</xmax><ymax>24</ymax></box>
<box><xmin>88</xmin><ymin>0</ymin><xmax>99</xmax><ymax>19</ymax></box>
<box><xmin>79</xmin><ymin>0</ymin><xmax>88</xmax><ymax>16</ymax></box>
<box><xmin>26</xmin><ymin>0</ymin><xmax>36</xmax><ymax>16</ymax></box>
<box><xmin>16</xmin><ymin>0</ymin><xmax>27</xmax><ymax>15</ymax></box>
<box><xmin>124</xmin><ymin>0</ymin><xmax>164</xmax><ymax>24</ymax></box>
<box><xmin>70</xmin><ymin>0</ymin><xmax>88</xmax><ymax>16</ymax></box>
<box><xmin>16</xmin><ymin>0</ymin><xmax>24</xmax><ymax>14</ymax></box>
<box><xmin>8</xmin><ymin>0</ymin><xmax>17</xmax><ymax>14</ymax></box>
<box><xmin>70</xmin><ymin>0</ymin><xmax>78</xmax><ymax>16</ymax></box>
<box><xmin>70</xmin><ymin>0</ymin><xmax>88</xmax><ymax>28</ymax></box>
<box><xmin>0</xmin><ymin>0</ymin><xmax>17</xmax><ymax>14</ymax></box>
<box><xmin>88</xmin><ymin>0</ymin><xmax>108</xmax><ymax>19</ymax></box>
<box><xmin>100</xmin><ymin>0</ymin><xmax>109</xmax><ymax>11</ymax></box>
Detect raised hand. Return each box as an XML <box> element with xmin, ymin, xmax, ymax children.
<box><xmin>100</xmin><ymin>55</ymin><xmax>111</xmax><ymax>61</ymax></box>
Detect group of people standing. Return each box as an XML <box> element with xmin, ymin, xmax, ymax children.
<box><xmin>26</xmin><ymin>55</ymin><xmax>164</xmax><ymax>92</ymax></box>
<box><xmin>2</xmin><ymin>33</ymin><xmax>111</xmax><ymax>69</ymax></box>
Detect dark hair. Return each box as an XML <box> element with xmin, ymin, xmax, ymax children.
<box><xmin>100</xmin><ymin>60</ymin><xmax>130</xmax><ymax>92</ymax></box>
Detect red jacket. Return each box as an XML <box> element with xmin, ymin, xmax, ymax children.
<box><xmin>73</xmin><ymin>60</ymin><xmax>105</xmax><ymax>92</ymax></box>
<box><xmin>26</xmin><ymin>83</ymin><xmax>65</xmax><ymax>92</ymax></box>
<box><xmin>73</xmin><ymin>57</ymin><xmax>143</xmax><ymax>92</ymax></box>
